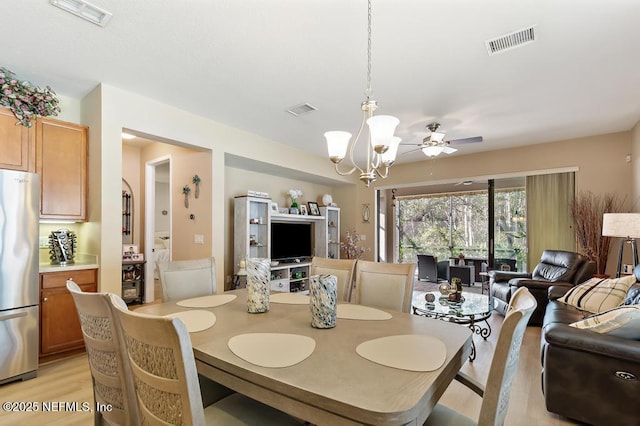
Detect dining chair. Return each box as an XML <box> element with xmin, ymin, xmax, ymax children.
<box><xmin>66</xmin><ymin>280</ymin><xmax>139</xmax><ymax>426</ymax></box>
<box><xmin>310</xmin><ymin>257</ymin><xmax>357</xmax><ymax>302</ymax></box>
<box><xmin>352</xmin><ymin>260</ymin><xmax>416</xmax><ymax>313</ymax></box>
<box><xmin>108</xmin><ymin>293</ymin><xmax>303</xmax><ymax>425</ymax></box>
<box><xmin>424</xmin><ymin>287</ymin><xmax>537</xmax><ymax>426</ymax></box>
<box><xmin>158</xmin><ymin>256</ymin><xmax>216</xmax><ymax>302</ymax></box>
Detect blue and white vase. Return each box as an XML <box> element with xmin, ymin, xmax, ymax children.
<box><xmin>310</xmin><ymin>274</ymin><xmax>337</xmax><ymax>329</ymax></box>
<box><xmin>247</xmin><ymin>258</ymin><xmax>270</xmax><ymax>313</ymax></box>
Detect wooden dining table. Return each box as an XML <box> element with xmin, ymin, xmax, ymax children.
<box><xmin>136</xmin><ymin>289</ymin><xmax>472</xmax><ymax>425</ymax></box>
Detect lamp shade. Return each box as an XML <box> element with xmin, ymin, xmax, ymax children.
<box><xmin>380</xmin><ymin>136</ymin><xmax>401</xmax><ymax>166</ymax></box>
<box><xmin>602</xmin><ymin>213</ymin><xmax>640</xmax><ymax>238</ymax></box>
<box><xmin>367</xmin><ymin>115</ymin><xmax>399</xmax><ymax>153</ymax></box>
<box><xmin>325</xmin><ymin>131</ymin><xmax>352</xmax><ymax>162</ymax></box>
<box><xmin>422</xmin><ymin>145</ymin><xmax>444</xmax><ymax>157</ymax></box>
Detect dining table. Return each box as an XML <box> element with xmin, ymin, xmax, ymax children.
<box><xmin>135</xmin><ymin>289</ymin><xmax>472</xmax><ymax>425</ymax></box>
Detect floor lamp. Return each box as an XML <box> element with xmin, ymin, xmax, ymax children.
<box><xmin>602</xmin><ymin>213</ymin><xmax>640</xmax><ymax>278</ymax></box>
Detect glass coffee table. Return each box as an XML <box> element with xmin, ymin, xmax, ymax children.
<box><xmin>412</xmin><ymin>291</ymin><xmax>495</xmax><ymax>361</ymax></box>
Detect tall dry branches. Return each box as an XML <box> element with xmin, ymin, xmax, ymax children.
<box><xmin>569</xmin><ymin>191</ymin><xmax>623</xmax><ymax>275</ymax></box>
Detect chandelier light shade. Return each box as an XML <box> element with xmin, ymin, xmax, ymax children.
<box><xmin>602</xmin><ymin>213</ymin><xmax>640</xmax><ymax>277</ymax></box>
<box><xmin>324</xmin><ymin>0</ymin><xmax>400</xmax><ymax>187</ymax></box>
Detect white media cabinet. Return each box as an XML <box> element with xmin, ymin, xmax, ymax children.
<box><xmin>233</xmin><ymin>195</ymin><xmax>340</xmax><ymax>292</ymax></box>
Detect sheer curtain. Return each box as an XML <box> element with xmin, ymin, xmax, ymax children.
<box><xmin>526</xmin><ymin>172</ymin><xmax>576</xmax><ymax>268</ymax></box>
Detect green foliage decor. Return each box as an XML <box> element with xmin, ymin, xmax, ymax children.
<box><xmin>0</xmin><ymin>67</ymin><xmax>61</xmax><ymax>127</ymax></box>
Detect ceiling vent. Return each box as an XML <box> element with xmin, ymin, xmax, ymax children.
<box><xmin>286</xmin><ymin>103</ymin><xmax>318</xmax><ymax>117</ymax></box>
<box><xmin>485</xmin><ymin>26</ymin><xmax>536</xmax><ymax>56</ymax></box>
<box><xmin>49</xmin><ymin>0</ymin><xmax>112</xmax><ymax>27</ymax></box>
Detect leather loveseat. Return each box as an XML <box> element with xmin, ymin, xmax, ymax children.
<box><xmin>489</xmin><ymin>250</ymin><xmax>595</xmax><ymax>325</ymax></box>
<box><xmin>540</xmin><ymin>273</ymin><xmax>640</xmax><ymax>426</ymax></box>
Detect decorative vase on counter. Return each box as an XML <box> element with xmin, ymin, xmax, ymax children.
<box><xmin>309</xmin><ymin>274</ymin><xmax>337</xmax><ymax>329</ymax></box>
<box><xmin>246</xmin><ymin>258</ymin><xmax>270</xmax><ymax>313</ymax></box>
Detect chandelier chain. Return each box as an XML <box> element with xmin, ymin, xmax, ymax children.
<box><xmin>366</xmin><ymin>0</ymin><xmax>372</xmax><ymax>98</ymax></box>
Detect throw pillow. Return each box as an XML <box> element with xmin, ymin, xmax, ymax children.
<box><xmin>570</xmin><ymin>305</ymin><xmax>640</xmax><ymax>339</ymax></box>
<box><xmin>559</xmin><ymin>274</ymin><xmax>636</xmax><ymax>313</ymax></box>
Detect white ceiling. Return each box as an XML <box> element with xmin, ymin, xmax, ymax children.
<box><xmin>3</xmin><ymin>0</ymin><xmax>640</xmax><ymax>164</ymax></box>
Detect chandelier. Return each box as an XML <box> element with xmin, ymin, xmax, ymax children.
<box><xmin>324</xmin><ymin>0</ymin><xmax>400</xmax><ymax>187</ymax></box>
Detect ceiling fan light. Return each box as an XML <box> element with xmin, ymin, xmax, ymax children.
<box><xmin>325</xmin><ymin>131</ymin><xmax>352</xmax><ymax>163</ymax></box>
<box><xmin>367</xmin><ymin>115</ymin><xmax>399</xmax><ymax>153</ymax></box>
<box><xmin>422</xmin><ymin>145</ymin><xmax>444</xmax><ymax>157</ymax></box>
<box><xmin>381</xmin><ymin>137</ymin><xmax>401</xmax><ymax>166</ymax></box>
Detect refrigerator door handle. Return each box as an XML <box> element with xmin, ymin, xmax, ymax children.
<box><xmin>0</xmin><ymin>311</ymin><xmax>29</xmax><ymax>322</ymax></box>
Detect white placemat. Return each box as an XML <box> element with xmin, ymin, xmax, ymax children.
<box><xmin>176</xmin><ymin>294</ymin><xmax>237</xmax><ymax>308</ymax></box>
<box><xmin>337</xmin><ymin>304</ymin><xmax>392</xmax><ymax>320</ymax></box>
<box><xmin>356</xmin><ymin>335</ymin><xmax>447</xmax><ymax>372</ymax></box>
<box><xmin>228</xmin><ymin>333</ymin><xmax>316</xmax><ymax>368</ymax></box>
<box><xmin>166</xmin><ymin>310</ymin><xmax>216</xmax><ymax>333</ymax></box>
<box><xmin>269</xmin><ymin>293</ymin><xmax>310</xmax><ymax>304</ymax></box>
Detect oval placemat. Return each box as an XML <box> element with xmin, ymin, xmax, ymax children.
<box><xmin>228</xmin><ymin>333</ymin><xmax>316</xmax><ymax>368</ymax></box>
<box><xmin>337</xmin><ymin>304</ymin><xmax>392</xmax><ymax>320</ymax></box>
<box><xmin>176</xmin><ymin>294</ymin><xmax>237</xmax><ymax>308</ymax></box>
<box><xmin>269</xmin><ymin>293</ymin><xmax>310</xmax><ymax>304</ymax></box>
<box><xmin>166</xmin><ymin>310</ymin><xmax>216</xmax><ymax>333</ymax></box>
<box><xmin>356</xmin><ymin>335</ymin><xmax>447</xmax><ymax>372</ymax></box>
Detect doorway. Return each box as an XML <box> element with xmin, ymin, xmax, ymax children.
<box><xmin>144</xmin><ymin>156</ymin><xmax>172</xmax><ymax>303</ymax></box>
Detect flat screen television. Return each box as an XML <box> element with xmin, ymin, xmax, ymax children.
<box><xmin>271</xmin><ymin>222</ymin><xmax>312</xmax><ymax>261</ymax></box>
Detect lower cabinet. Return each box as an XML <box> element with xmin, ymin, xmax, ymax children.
<box><xmin>39</xmin><ymin>268</ymin><xmax>97</xmax><ymax>363</ymax></box>
<box><xmin>270</xmin><ymin>262</ymin><xmax>311</xmax><ymax>293</ymax></box>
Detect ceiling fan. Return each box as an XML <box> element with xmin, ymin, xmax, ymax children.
<box><xmin>401</xmin><ymin>123</ymin><xmax>483</xmax><ymax>157</ymax></box>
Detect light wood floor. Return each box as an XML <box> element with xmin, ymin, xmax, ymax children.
<box><xmin>0</xmin><ymin>300</ymin><xmax>578</xmax><ymax>425</ymax></box>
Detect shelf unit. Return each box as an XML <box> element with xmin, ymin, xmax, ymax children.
<box><xmin>234</xmin><ymin>196</ymin><xmax>271</xmax><ymax>275</ymax></box>
<box><xmin>122</xmin><ymin>260</ymin><xmax>146</xmax><ymax>304</ymax></box>
<box><xmin>270</xmin><ymin>262</ymin><xmax>311</xmax><ymax>293</ymax></box>
<box><xmin>320</xmin><ymin>206</ymin><xmax>341</xmax><ymax>259</ymax></box>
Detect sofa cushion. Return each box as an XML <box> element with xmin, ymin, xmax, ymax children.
<box><xmin>558</xmin><ymin>275</ymin><xmax>636</xmax><ymax>313</ymax></box>
<box><xmin>570</xmin><ymin>305</ymin><xmax>640</xmax><ymax>339</ymax></box>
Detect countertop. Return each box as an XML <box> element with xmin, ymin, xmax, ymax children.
<box><xmin>39</xmin><ymin>253</ymin><xmax>99</xmax><ymax>273</ymax></box>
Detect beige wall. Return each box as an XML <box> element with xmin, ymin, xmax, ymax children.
<box><xmin>632</xmin><ymin>121</ymin><xmax>640</xmax><ymax>210</ymax></box>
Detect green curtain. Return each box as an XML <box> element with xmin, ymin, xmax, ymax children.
<box><xmin>526</xmin><ymin>172</ymin><xmax>576</xmax><ymax>269</ymax></box>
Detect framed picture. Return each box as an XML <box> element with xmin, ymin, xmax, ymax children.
<box><xmin>271</xmin><ymin>202</ymin><xmax>279</xmax><ymax>213</ymax></box>
<box><xmin>278</xmin><ymin>207</ymin><xmax>289</xmax><ymax>214</ymax></box>
<box><xmin>123</xmin><ymin>244</ymin><xmax>138</xmax><ymax>256</ymax></box>
<box><xmin>299</xmin><ymin>204</ymin><xmax>308</xmax><ymax>215</ymax></box>
<box><xmin>308</xmin><ymin>201</ymin><xmax>321</xmax><ymax>216</ymax></box>
<box><xmin>131</xmin><ymin>253</ymin><xmax>145</xmax><ymax>261</ymax></box>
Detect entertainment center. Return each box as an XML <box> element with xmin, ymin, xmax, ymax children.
<box><xmin>233</xmin><ymin>195</ymin><xmax>340</xmax><ymax>293</ymax></box>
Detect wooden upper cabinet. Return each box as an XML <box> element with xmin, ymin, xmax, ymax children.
<box><xmin>36</xmin><ymin>117</ymin><xmax>88</xmax><ymax>221</ymax></box>
<box><xmin>0</xmin><ymin>107</ymin><xmax>35</xmax><ymax>172</ymax></box>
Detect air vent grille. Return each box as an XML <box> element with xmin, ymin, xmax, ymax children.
<box><xmin>286</xmin><ymin>103</ymin><xmax>318</xmax><ymax>117</ymax></box>
<box><xmin>485</xmin><ymin>26</ymin><xmax>536</xmax><ymax>56</ymax></box>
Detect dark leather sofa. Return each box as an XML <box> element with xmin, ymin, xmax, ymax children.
<box><xmin>540</xmin><ymin>272</ymin><xmax>640</xmax><ymax>426</ymax></box>
<box><xmin>489</xmin><ymin>250</ymin><xmax>595</xmax><ymax>326</ymax></box>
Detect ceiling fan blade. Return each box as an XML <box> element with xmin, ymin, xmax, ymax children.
<box><xmin>448</xmin><ymin>136</ymin><xmax>483</xmax><ymax>145</ymax></box>
<box><xmin>442</xmin><ymin>146</ymin><xmax>458</xmax><ymax>154</ymax></box>
<box><xmin>398</xmin><ymin>147</ymin><xmax>423</xmax><ymax>155</ymax></box>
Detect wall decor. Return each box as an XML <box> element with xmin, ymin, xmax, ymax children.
<box><xmin>308</xmin><ymin>201</ymin><xmax>321</xmax><ymax>216</ymax></box>
<box><xmin>362</xmin><ymin>203</ymin><xmax>371</xmax><ymax>223</ymax></box>
<box><xmin>182</xmin><ymin>185</ymin><xmax>191</xmax><ymax>208</ymax></box>
<box><xmin>192</xmin><ymin>174</ymin><xmax>201</xmax><ymax>198</ymax></box>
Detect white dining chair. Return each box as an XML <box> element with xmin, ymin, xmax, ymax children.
<box><xmin>108</xmin><ymin>293</ymin><xmax>304</xmax><ymax>425</ymax></box>
<box><xmin>310</xmin><ymin>257</ymin><xmax>357</xmax><ymax>302</ymax></box>
<box><xmin>352</xmin><ymin>260</ymin><xmax>416</xmax><ymax>313</ymax></box>
<box><xmin>157</xmin><ymin>256</ymin><xmax>216</xmax><ymax>302</ymax></box>
<box><xmin>424</xmin><ymin>287</ymin><xmax>537</xmax><ymax>425</ymax></box>
<box><xmin>67</xmin><ymin>280</ymin><xmax>139</xmax><ymax>426</ymax></box>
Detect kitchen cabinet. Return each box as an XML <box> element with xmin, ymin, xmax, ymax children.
<box><xmin>36</xmin><ymin>117</ymin><xmax>88</xmax><ymax>221</ymax></box>
<box><xmin>0</xmin><ymin>106</ymin><xmax>35</xmax><ymax>172</ymax></box>
<box><xmin>39</xmin><ymin>268</ymin><xmax>97</xmax><ymax>363</ymax></box>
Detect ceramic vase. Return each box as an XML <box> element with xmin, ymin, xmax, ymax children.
<box><xmin>310</xmin><ymin>274</ymin><xmax>337</xmax><ymax>329</ymax></box>
<box><xmin>247</xmin><ymin>258</ymin><xmax>270</xmax><ymax>313</ymax></box>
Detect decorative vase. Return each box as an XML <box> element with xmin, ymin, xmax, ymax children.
<box><xmin>309</xmin><ymin>274</ymin><xmax>337</xmax><ymax>329</ymax></box>
<box><xmin>246</xmin><ymin>258</ymin><xmax>270</xmax><ymax>313</ymax></box>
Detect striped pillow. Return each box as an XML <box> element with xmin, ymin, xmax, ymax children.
<box><xmin>559</xmin><ymin>275</ymin><xmax>636</xmax><ymax>313</ymax></box>
<box><xmin>570</xmin><ymin>306</ymin><xmax>640</xmax><ymax>339</ymax></box>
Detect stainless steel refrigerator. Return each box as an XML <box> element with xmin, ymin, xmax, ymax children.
<box><xmin>0</xmin><ymin>169</ymin><xmax>39</xmax><ymax>384</ymax></box>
